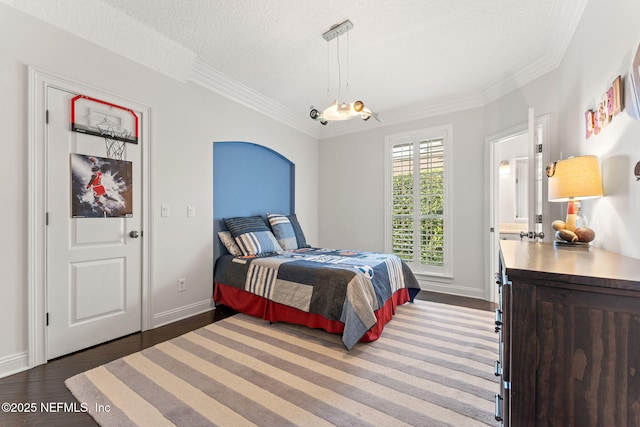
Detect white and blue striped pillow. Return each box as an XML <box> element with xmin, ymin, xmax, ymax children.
<box><xmin>234</xmin><ymin>231</ymin><xmax>281</xmax><ymax>256</ymax></box>
<box><xmin>224</xmin><ymin>216</ymin><xmax>281</xmax><ymax>256</ymax></box>
<box><xmin>288</xmin><ymin>214</ymin><xmax>309</xmax><ymax>248</ymax></box>
<box><xmin>267</xmin><ymin>213</ymin><xmax>310</xmax><ymax>250</ymax></box>
<box><xmin>267</xmin><ymin>213</ymin><xmax>298</xmax><ymax>250</ymax></box>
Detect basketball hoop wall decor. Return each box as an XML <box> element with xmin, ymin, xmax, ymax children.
<box><xmin>71</xmin><ymin>95</ymin><xmax>139</xmax><ymax>160</ymax></box>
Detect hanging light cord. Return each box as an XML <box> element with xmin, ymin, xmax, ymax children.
<box><xmin>345</xmin><ymin>29</ymin><xmax>350</xmax><ymax>101</ymax></box>
<box><xmin>326</xmin><ymin>39</ymin><xmax>330</xmax><ymax>98</ymax></box>
<box><xmin>321</xmin><ymin>20</ymin><xmax>355</xmax><ymax>111</ymax></box>
<box><xmin>336</xmin><ymin>34</ymin><xmax>342</xmax><ymax>103</ymax></box>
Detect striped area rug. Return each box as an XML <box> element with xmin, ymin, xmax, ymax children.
<box><xmin>65</xmin><ymin>300</ymin><xmax>500</xmax><ymax>426</ymax></box>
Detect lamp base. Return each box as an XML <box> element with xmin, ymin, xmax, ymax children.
<box><xmin>565</xmin><ymin>198</ymin><xmax>577</xmax><ymax>231</ymax></box>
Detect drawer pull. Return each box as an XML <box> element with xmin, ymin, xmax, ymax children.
<box><xmin>495</xmin><ymin>393</ymin><xmax>503</xmax><ymax>422</ymax></box>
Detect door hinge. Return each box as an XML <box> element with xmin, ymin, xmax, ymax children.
<box><xmin>45</xmin><ymin>109</ymin><xmax>49</xmax><ymax>125</ymax></box>
<box><xmin>46</xmin><ymin>312</ymin><xmax>49</xmax><ymax>326</ymax></box>
<box><xmin>536</xmin><ymin>214</ymin><xmax>543</xmax><ymax>224</ymax></box>
<box><xmin>45</xmin><ymin>212</ymin><xmax>49</xmax><ymax>226</ymax></box>
<box><xmin>537</xmin><ymin>143</ymin><xmax>543</xmax><ymax>153</ymax></box>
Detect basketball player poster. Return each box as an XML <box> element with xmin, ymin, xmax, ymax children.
<box><xmin>70</xmin><ymin>153</ymin><xmax>133</xmax><ymax>218</ymax></box>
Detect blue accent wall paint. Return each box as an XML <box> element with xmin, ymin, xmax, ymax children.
<box><xmin>213</xmin><ymin>141</ymin><xmax>295</xmax><ymax>259</ymax></box>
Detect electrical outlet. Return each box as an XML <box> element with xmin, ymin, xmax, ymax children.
<box><xmin>177</xmin><ymin>278</ymin><xmax>186</xmax><ymax>292</ymax></box>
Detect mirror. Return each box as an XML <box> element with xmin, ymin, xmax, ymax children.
<box><xmin>496</xmin><ymin>132</ymin><xmax>529</xmax><ymax>232</ymax></box>
<box><xmin>514</xmin><ymin>157</ymin><xmax>528</xmax><ymax>221</ymax></box>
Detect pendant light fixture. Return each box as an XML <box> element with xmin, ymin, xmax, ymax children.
<box><xmin>310</xmin><ymin>19</ymin><xmax>381</xmax><ymax>125</ymax></box>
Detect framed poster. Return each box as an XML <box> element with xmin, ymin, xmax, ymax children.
<box><xmin>71</xmin><ymin>153</ymin><xmax>133</xmax><ymax>218</ymax></box>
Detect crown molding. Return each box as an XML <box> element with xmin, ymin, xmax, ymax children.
<box><xmin>189</xmin><ymin>57</ymin><xmax>488</xmax><ymax>140</ymax></box>
<box><xmin>480</xmin><ymin>55</ymin><xmax>558</xmax><ymax>106</ymax></box>
<box><xmin>4</xmin><ymin>0</ymin><xmax>197</xmax><ymax>83</ymax></box>
<box><xmin>187</xmin><ymin>0</ymin><xmax>589</xmax><ymax>141</ymax></box>
<box><xmin>6</xmin><ymin>0</ymin><xmax>588</xmax><ymax>141</ymax></box>
<box><xmin>189</xmin><ymin>61</ymin><xmax>320</xmax><ymax>138</ymax></box>
<box><xmin>190</xmin><ymin>0</ymin><xmax>586</xmax><ymax>143</ymax></box>
<box><xmin>480</xmin><ymin>0</ymin><xmax>588</xmax><ymax>105</ymax></box>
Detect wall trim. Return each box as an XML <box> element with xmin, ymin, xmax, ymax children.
<box><xmin>189</xmin><ymin>61</ymin><xmax>320</xmax><ymax>139</ymax></box>
<box><xmin>153</xmin><ymin>299</ymin><xmax>215</xmax><ymax>329</ymax></box>
<box><xmin>0</xmin><ymin>352</ymin><xmax>29</xmax><ymax>379</ymax></box>
<box><xmin>9</xmin><ymin>2</ymin><xmax>588</xmax><ymax>142</ymax></box>
<box><xmin>417</xmin><ymin>280</ymin><xmax>485</xmax><ymax>300</ymax></box>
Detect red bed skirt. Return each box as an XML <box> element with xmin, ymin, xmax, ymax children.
<box><xmin>214</xmin><ymin>282</ymin><xmax>412</xmax><ymax>343</ymax></box>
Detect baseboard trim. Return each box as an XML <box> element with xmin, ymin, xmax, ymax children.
<box><xmin>0</xmin><ymin>351</ymin><xmax>29</xmax><ymax>379</ymax></box>
<box><xmin>417</xmin><ymin>279</ymin><xmax>486</xmax><ymax>300</ymax></box>
<box><xmin>152</xmin><ymin>299</ymin><xmax>215</xmax><ymax>329</ymax></box>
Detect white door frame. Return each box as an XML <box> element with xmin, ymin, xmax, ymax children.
<box><xmin>484</xmin><ymin>111</ymin><xmax>550</xmax><ymax>303</ymax></box>
<box><xmin>485</xmin><ymin>121</ymin><xmax>526</xmax><ymax>303</ymax></box>
<box><xmin>27</xmin><ymin>67</ymin><xmax>153</xmax><ymax>367</ymax></box>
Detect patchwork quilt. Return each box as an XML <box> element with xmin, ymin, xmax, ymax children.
<box><xmin>214</xmin><ymin>248</ymin><xmax>421</xmax><ymax>349</ymax></box>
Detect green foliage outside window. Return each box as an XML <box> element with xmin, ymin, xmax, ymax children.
<box><xmin>392</xmin><ymin>169</ymin><xmax>444</xmax><ymax>266</ymax></box>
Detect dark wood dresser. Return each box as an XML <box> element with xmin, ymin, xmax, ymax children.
<box><xmin>495</xmin><ymin>240</ymin><xmax>640</xmax><ymax>426</ymax></box>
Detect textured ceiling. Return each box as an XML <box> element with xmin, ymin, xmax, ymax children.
<box><xmin>5</xmin><ymin>0</ymin><xmax>589</xmax><ymax>138</ymax></box>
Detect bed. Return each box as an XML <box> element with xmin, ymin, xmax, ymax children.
<box><xmin>212</xmin><ymin>141</ymin><xmax>420</xmax><ymax>350</ymax></box>
<box><xmin>214</xmin><ymin>244</ymin><xmax>420</xmax><ymax>350</ymax></box>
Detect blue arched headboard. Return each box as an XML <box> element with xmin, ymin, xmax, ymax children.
<box><xmin>213</xmin><ymin>141</ymin><xmax>295</xmax><ymax>259</ymax></box>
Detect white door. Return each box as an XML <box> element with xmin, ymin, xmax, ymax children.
<box><xmin>525</xmin><ymin>109</ymin><xmax>549</xmax><ymax>240</ymax></box>
<box><xmin>46</xmin><ymin>87</ymin><xmax>142</xmax><ymax>359</ymax></box>
<box><xmin>487</xmin><ymin>109</ymin><xmax>550</xmax><ymax>302</ymax></box>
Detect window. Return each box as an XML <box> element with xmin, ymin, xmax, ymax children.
<box><xmin>385</xmin><ymin>125</ymin><xmax>452</xmax><ymax>277</ymax></box>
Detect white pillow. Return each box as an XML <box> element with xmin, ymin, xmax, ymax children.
<box><xmin>218</xmin><ymin>231</ymin><xmax>242</xmax><ymax>256</ymax></box>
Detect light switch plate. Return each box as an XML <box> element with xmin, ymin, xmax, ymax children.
<box><xmin>161</xmin><ymin>205</ymin><xmax>170</xmax><ymax>217</ymax></box>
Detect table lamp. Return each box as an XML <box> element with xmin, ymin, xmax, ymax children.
<box><xmin>547</xmin><ymin>155</ymin><xmax>603</xmax><ymax>236</ymax></box>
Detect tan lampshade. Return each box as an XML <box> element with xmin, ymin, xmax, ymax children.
<box><xmin>548</xmin><ymin>155</ymin><xmax>603</xmax><ymax>202</ymax></box>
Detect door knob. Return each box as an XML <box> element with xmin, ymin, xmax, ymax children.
<box><xmin>520</xmin><ymin>231</ymin><xmax>544</xmax><ymax>241</ymax></box>
<box><xmin>129</xmin><ymin>230</ymin><xmax>140</xmax><ymax>238</ymax></box>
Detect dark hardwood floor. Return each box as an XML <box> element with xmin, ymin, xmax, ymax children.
<box><xmin>0</xmin><ymin>291</ymin><xmax>494</xmax><ymax>426</ymax></box>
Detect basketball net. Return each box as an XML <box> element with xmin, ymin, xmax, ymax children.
<box><xmin>97</xmin><ymin>124</ymin><xmax>131</xmax><ymax>160</ymax></box>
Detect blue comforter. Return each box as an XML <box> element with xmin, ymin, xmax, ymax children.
<box><xmin>214</xmin><ymin>248</ymin><xmax>420</xmax><ymax>349</ymax></box>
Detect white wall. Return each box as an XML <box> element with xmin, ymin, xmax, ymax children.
<box><xmin>319</xmin><ymin>108</ymin><xmax>487</xmax><ymax>299</ymax></box>
<box><xmin>555</xmin><ymin>0</ymin><xmax>640</xmax><ymax>258</ymax></box>
<box><xmin>3</xmin><ymin>0</ymin><xmax>639</xmax><ymax>379</ymax></box>
<box><xmin>319</xmin><ymin>0</ymin><xmax>640</xmax><ymax>300</ymax></box>
<box><xmin>485</xmin><ymin>0</ymin><xmax>640</xmax><ymax>258</ymax></box>
<box><xmin>0</xmin><ymin>5</ymin><xmax>318</xmax><ymax>377</ymax></box>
